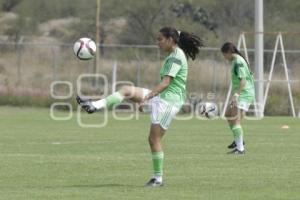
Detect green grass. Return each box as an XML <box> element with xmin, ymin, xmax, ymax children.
<box><xmin>0</xmin><ymin>106</ymin><xmax>299</xmax><ymax>200</ymax></box>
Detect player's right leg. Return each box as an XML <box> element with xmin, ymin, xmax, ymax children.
<box><xmin>225</xmin><ymin>105</ymin><xmax>237</xmax><ymax>148</ymax></box>
<box><xmin>76</xmin><ymin>86</ymin><xmax>147</xmax><ymax>113</ymax></box>
<box><xmin>145</xmin><ymin>124</ymin><xmax>165</xmax><ymax>187</ymax></box>
<box><xmin>145</xmin><ymin>99</ymin><xmax>180</xmax><ymax>187</ymax></box>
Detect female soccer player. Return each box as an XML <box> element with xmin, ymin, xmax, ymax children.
<box><xmin>77</xmin><ymin>27</ymin><xmax>203</xmax><ymax>186</ymax></box>
<box><xmin>221</xmin><ymin>42</ymin><xmax>255</xmax><ymax>154</ymax></box>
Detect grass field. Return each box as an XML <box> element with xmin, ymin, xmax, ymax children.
<box><xmin>0</xmin><ymin>106</ymin><xmax>299</xmax><ymax>200</ymax></box>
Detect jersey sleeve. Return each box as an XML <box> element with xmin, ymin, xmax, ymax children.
<box><xmin>162</xmin><ymin>57</ymin><xmax>182</xmax><ymax>77</ymax></box>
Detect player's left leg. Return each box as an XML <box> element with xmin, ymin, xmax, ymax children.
<box><xmin>77</xmin><ymin>86</ymin><xmax>147</xmax><ymax>113</ymax></box>
<box><xmin>231</xmin><ymin>109</ymin><xmax>246</xmax><ymax>154</ymax></box>
<box><xmin>231</xmin><ymin>101</ymin><xmax>249</xmax><ymax>153</ymax></box>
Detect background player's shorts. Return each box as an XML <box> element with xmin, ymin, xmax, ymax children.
<box><xmin>237</xmin><ymin>97</ymin><xmax>254</xmax><ymax>112</ymax></box>
<box><xmin>237</xmin><ymin>92</ymin><xmax>254</xmax><ymax>112</ymax></box>
<box><xmin>142</xmin><ymin>88</ymin><xmax>180</xmax><ymax>130</ymax></box>
<box><xmin>237</xmin><ymin>99</ymin><xmax>252</xmax><ymax>111</ymax></box>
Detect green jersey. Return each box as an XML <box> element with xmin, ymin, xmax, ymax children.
<box><xmin>159</xmin><ymin>47</ymin><xmax>188</xmax><ymax>106</ymax></box>
<box><xmin>231</xmin><ymin>54</ymin><xmax>255</xmax><ymax>102</ymax></box>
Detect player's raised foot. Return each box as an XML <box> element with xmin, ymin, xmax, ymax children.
<box><xmin>227</xmin><ymin>148</ymin><xmax>245</xmax><ymax>155</ymax></box>
<box><xmin>76</xmin><ymin>96</ymin><xmax>97</xmax><ymax>114</ymax></box>
<box><xmin>145</xmin><ymin>178</ymin><xmax>164</xmax><ymax>187</ymax></box>
<box><xmin>227</xmin><ymin>141</ymin><xmax>246</xmax><ymax>149</ymax></box>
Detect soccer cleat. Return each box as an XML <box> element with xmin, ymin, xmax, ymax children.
<box><xmin>227</xmin><ymin>141</ymin><xmax>236</xmax><ymax>149</ymax></box>
<box><xmin>227</xmin><ymin>141</ymin><xmax>245</xmax><ymax>149</ymax></box>
<box><xmin>76</xmin><ymin>96</ymin><xmax>97</xmax><ymax>114</ymax></box>
<box><xmin>227</xmin><ymin>148</ymin><xmax>245</xmax><ymax>155</ymax></box>
<box><xmin>145</xmin><ymin>178</ymin><xmax>164</xmax><ymax>187</ymax></box>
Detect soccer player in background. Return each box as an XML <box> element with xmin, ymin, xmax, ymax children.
<box><xmin>221</xmin><ymin>42</ymin><xmax>255</xmax><ymax>154</ymax></box>
<box><xmin>77</xmin><ymin>27</ymin><xmax>203</xmax><ymax>186</ymax></box>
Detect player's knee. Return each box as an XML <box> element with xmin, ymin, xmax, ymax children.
<box><xmin>148</xmin><ymin>135</ymin><xmax>154</xmax><ymax>146</ymax></box>
<box><xmin>120</xmin><ymin>85</ymin><xmax>134</xmax><ymax>97</ymax></box>
<box><xmin>225</xmin><ymin>111</ymin><xmax>230</xmax><ymax>118</ymax></box>
<box><xmin>226</xmin><ymin>112</ymin><xmax>238</xmax><ymax>121</ymax></box>
<box><xmin>225</xmin><ymin>109</ymin><xmax>232</xmax><ymax>118</ymax></box>
<box><xmin>148</xmin><ymin>135</ymin><xmax>158</xmax><ymax>147</ymax></box>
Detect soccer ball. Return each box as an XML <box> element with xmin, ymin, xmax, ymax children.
<box><xmin>73</xmin><ymin>37</ymin><xmax>96</xmax><ymax>60</ymax></box>
<box><xmin>198</xmin><ymin>102</ymin><xmax>218</xmax><ymax>118</ymax></box>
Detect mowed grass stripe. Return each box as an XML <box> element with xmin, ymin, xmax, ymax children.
<box><xmin>0</xmin><ymin>106</ymin><xmax>299</xmax><ymax>200</ymax></box>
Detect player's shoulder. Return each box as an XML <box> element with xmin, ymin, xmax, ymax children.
<box><xmin>169</xmin><ymin>47</ymin><xmax>187</xmax><ymax>64</ymax></box>
<box><xmin>166</xmin><ymin>48</ymin><xmax>181</xmax><ymax>62</ymax></box>
<box><xmin>233</xmin><ymin>55</ymin><xmax>246</xmax><ymax>68</ymax></box>
<box><xmin>235</xmin><ymin>55</ymin><xmax>247</xmax><ymax>65</ymax></box>
<box><xmin>169</xmin><ymin>47</ymin><xmax>184</xmax><ymax>58</ymax></box>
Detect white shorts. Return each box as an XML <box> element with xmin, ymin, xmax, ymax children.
<box><xmin>237</xmin><ymin>100</ymin><xmax>251</xmax><ymax>112</ymax></box>
<box><xmin>142</xmin><ymin>89</ymin><xmax>180</xmax><ymax>130</ymax></box>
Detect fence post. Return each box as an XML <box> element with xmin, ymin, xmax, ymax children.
<box><xmin>16</xmin><ymin>36</ymin><xmax>24</xmax><ymax>85</ymax></box>
<box><xmin>112</xmin><ymin>60</ymin><xmax>117</xmax><ymax>93</ymax></box>
<box><xmin>212</xmin><ymin>60</ymin><xmax>217</xmax><ymax>94</ymax></box>
<box><xmin>52</xmin><ymin>46</ymin><xmax>59</xmax><ymax>81</ymax></box>
<box><xmin>136</xmin><ymin>61</ymin><xmax>141</xmax><ymax>87</ymax></box>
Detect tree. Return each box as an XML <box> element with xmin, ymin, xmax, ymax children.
<box><xmin>1</xmin><ymin>0</ymin><xmax>23</xmax><ymax>12</ymax></box>
<box><xmin>120</xmin><ymin>0</ymin><xmax>172</xmax><ymax>44</ymax></box>
<box><xmin>171</xmin><ymin>2</ymin><xmax>218</xmax><ymax>37</ymax></box>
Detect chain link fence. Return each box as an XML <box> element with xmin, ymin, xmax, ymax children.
<box><xmin>0</xmin><ymin>42</ymin><xmax>299</xmax><ymax>115</ymax></box>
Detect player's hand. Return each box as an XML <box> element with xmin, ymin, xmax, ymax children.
<box><xmin>138</xmin><ymin>98</ymin><xmax>147</xmax><ymax>112</ymax></box>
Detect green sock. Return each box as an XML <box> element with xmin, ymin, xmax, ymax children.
<box><xmin>152</xmin><ymin>151</ymin><xmax>164</xmax><ymax>176</ymax></box>
<box><xmin>231</xmin><ymin>125</ymin><xmax>244</xmax><ymax>151</ymax></box>
<box><xmin>105</xmin><ymin>92</ymin><xmax>124</xmax><ymax>109</ymax></box>
<box><xmin>231</xmin><ymin>125</ymin><xmax>242</xmax><ymax>139</ymax></box>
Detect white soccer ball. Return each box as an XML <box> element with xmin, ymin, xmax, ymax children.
<box><xmin>73</xmin><ymin>37</ymin><xmax>96</xmax><ymax>60</ymax></box>
<box><xmin>199</xmin><ymin>102</ymin><xmax>218</xmax><ymax>118</ymax></box>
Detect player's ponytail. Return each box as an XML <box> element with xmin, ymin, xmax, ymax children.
<box><xmin>159</xmin><ymin>27</ymin><xmax>204</xmax><ymax>60</ymax></box>
<box><xmin>178</xmin><ymin>31</ymin><xmax>204</xmax><ymax>60</ymax></box>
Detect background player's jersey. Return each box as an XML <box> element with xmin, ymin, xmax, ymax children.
<box><xmin>159</xmin><ymin>47</ymin><xmax>188</xmax><ymax>106</ymax></box>
<box><xmin>231</xmin><ymin>54</ymin><xmax>255</xmax><ymax>102</ymax></box>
